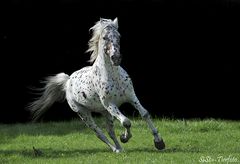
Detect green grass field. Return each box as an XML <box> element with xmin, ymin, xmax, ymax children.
<box><xmin>0</xmin><ymin>118</ymin><xmax>239</xmax><ymax>164</ymax></box>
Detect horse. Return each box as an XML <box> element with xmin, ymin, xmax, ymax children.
<box><xmin>28</xmin><ymin>18</ymin><xmax>165</xmax><ymax>152</ymax></box>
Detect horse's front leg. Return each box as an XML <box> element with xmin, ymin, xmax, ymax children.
<box><xmin>129</xmin><ymin>96</ymin><xmax>165</xmax><ymax>150</ymax></box>
<box><xmin>102</xmin><ymin>102</ymin><xmax>132</xmax><ymax>143</ymax></box>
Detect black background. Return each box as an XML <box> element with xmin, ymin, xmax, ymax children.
<box><xmin>1</xmin><ymin>0</ymin><xmax>239</xmax><ymax>123</ymax></box>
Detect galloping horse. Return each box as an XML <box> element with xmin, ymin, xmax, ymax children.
<box><xmin>28</xmin><ymin>18</ymin><xmax>165</xmax><ymax>152</ymax></box>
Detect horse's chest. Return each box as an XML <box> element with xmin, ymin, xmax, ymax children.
<box><xmin>98</xmin><ymin>80</ymin><xmax>128</xmax><ymax>104</ymax></box>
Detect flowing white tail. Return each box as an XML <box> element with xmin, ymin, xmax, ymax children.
<box><xmin>27</xmin><ymin>73</ymin><xmax>69</xmax><ymax>122</ymax></box>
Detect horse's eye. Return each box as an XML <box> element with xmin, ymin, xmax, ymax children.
<box><xmin>103</xmin><ymin>36</ymin><xmax>108</xmax><ymax>40</ymax></box>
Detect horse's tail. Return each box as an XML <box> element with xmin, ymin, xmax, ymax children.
<box><xmin>27</xmin><ymin>73</ymin><xmax>70</xmax><ymax>122</ymax></box>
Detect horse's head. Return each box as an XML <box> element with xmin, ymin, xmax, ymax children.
<box><xmin>100</xmin><ymin>18</ymin><xmax>121</xmax><ymax>66</ymax></box>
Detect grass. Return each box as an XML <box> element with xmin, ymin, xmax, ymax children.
<box><xmin>0</xmin><ymin>118</ymin><xmax>240</xmax><ymax>164</ymax></box>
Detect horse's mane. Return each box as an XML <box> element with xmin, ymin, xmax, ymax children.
<box><xmin>86</xmin><ymin>18</ymin><xmax>119</xmax><ymax>63</ymax></box>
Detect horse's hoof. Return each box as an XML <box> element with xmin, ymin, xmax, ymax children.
<box><xmin>113</xmin><ymin>148</ymin><xmax>122</xmax><ymax>153</ymax></box>
<box><xmin>154</xmin><ymin>139</ymin><xmax>165</xmax><ymax>150</ymax></box>
<box><xmin>120</xmin><ymin>134</ymin><xmax>128</xmax><ymax>143</ymax></box>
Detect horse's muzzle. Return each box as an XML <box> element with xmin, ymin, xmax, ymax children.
<box><xmin>111</xmin><ymin>54</ymin><xmax>122</xmax><ymax>66</ymax></box>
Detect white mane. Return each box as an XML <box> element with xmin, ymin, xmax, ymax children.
<box><xmin>86</xmin><ymin>18</ymin><xmax>118</xmax><ymax>63</ymax></box>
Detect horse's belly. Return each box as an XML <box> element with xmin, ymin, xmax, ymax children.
<box><xmin>111</xmin><ymin>95</ymin><xmax>127</xmax><ymax>108</ymax></box>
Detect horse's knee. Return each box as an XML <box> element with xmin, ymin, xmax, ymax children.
<box><xmin>142</xmin><ymin>111</ymin><xmax>150</xmax><ymax>119</ymax></box>
<box><xmin>122</xmin><ymin>118</ymin><xmax>131</xmax><ymax>128</ymax></box>
<box><xmin>152</xmin><ymin>128</ymin><xmax>158</xmax><ymax>136</ymax></box>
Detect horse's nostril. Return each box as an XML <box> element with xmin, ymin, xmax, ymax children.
<box><xmin>111</xmin><ymin>55</ymin><xmax>116</xmax><ymax>61</ymax></box>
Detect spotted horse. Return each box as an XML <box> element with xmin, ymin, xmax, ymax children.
<box><xmin>28</xmin><ymin>18</ymin><xmax>165</xmax><ymax>152</ymax></box>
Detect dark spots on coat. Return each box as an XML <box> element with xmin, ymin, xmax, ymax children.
<box><xmin>129</xmin><ymin>81</ymin><xmax>133</xmax><ymax>85</ymax></box>
<box><xmin>94</xmin><ymin>66</ymin><xmax>101</xmax><ymax>76</ymax></box>
<box><xmin>102</xmin><ymin>82</ymin><xmax>107</xmax><ymax>86</ymax></box>
<box><xmin>81</xmin><ymin>80</ymin><xmax>86</xmax><ymax>84</ymax></box>
<box><xmin>70</xmin><ymin>103</ymin><xmax>77</xmax><ymax>110</ymax></box>
<box><xmin>82</xmin><ymin>92</ymin><xmax>87</xmax><ymax>99</ymax></box>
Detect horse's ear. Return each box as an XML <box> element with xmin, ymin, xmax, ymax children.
<box><xmin>113</xmin><ymin>17</ymin><xmax>118</xmax><ymax>29</ymax></box>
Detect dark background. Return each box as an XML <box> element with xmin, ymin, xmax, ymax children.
<box><xmin>1</xmin><ymin>0</ymin><xmax>239</xmax><ymax>123</ymax></box>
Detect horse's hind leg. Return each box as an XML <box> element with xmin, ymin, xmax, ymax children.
<box><xmin>68</xmin><ymin>100</ymin><xmax>119</xmax><ymax>152</ymax></box>
<box><xmin>77</xmin><ymin>110</ymin><xmax>121</xmax><ymax>152</ymax></box>
<box><xmin>130</xmin><ymin>97</ymin><xmax>165</xmax><ymax>150</ymax></box>
<box><xmin>102</xmin><ymin>111</ymin><xmax>122</xmax><ymax>151</ymax></box>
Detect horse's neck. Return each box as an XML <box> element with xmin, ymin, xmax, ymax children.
<box><xmin>93</xmin><ymin>49</ymin><xmax>119</xmax><ymax>81</ymax></box>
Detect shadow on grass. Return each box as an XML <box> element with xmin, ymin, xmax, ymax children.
<box><xmin>0</xmin><ymin>120</ymin><xmax>97</xmax><ymax>145</ymax></box>
<box><xmin>127</xmin><ymin>146</ymin><xmax>201</xmax><ymax>153</ymax></box>
<box><xmin>0</xmin><ymin>148</ymin><xmax>110</xmax><ymax>158</ymax></box>
<box><xmin>0</xmin><ymin>146</ymin><xmax>202</xmax><ymax>159</ymax></box>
